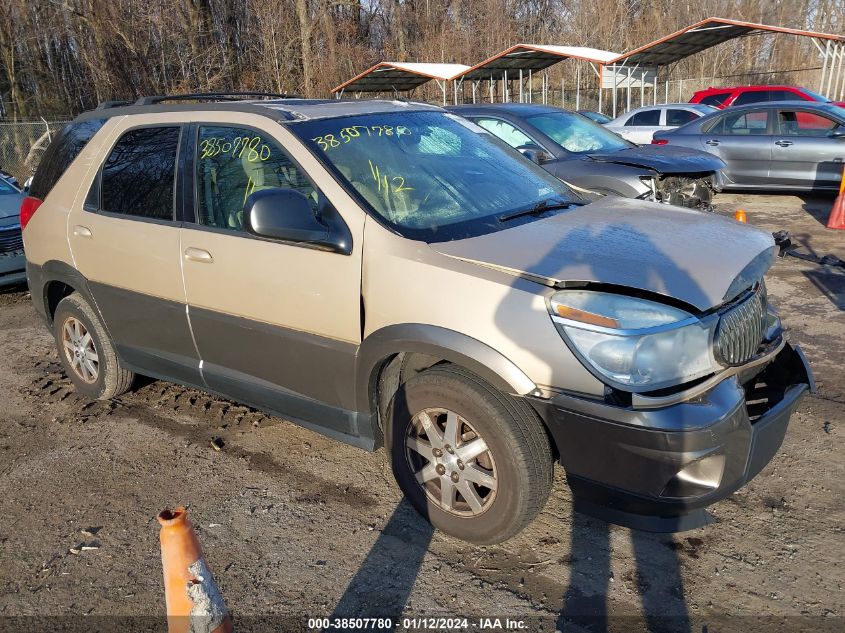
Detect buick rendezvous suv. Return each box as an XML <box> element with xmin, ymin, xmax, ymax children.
<box><xmin>21</xmin><ymin>94</ymin><xmax>813</xmax><ymax>544</ymax></box>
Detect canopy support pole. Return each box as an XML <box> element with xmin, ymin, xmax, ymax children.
<box><xmin>597</xmin><ymin>64</ymin><xmax>603</xmax><ymax>113</ymax></box>
<box><xmin>576</xmin><ymin>62</ymin><xmax>581</xmax><ymax>110</ymax></box>
<box><xmin>529</xmin><ymin>69</ymin><xmax>533</xmax><ymax>103</ymax></box>
<box><xmin>519</xmin><ymin>69</ymin><xmax>524</xmax><ymax>103</ymax></box>
<box><xmin>818</xmin><ymin>39</ymin><xmax>831</xmax><ymax>95</ymax></box>
<box><xmin>626</xmin><ymin>66</ymin><xmax>632</xmax><ymax>112</ymax></box>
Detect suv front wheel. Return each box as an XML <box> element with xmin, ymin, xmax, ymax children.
<box><xmin>53</xmin><ymin>293</ymin><xmax>135</xmax><ymax>400</ymax></box>
<box><xmin>389</xmin><ymin>364</ymin><xmax>553</xmax><ymax>544</ymax></box>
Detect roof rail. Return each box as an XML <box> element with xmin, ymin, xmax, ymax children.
<box><xmin>95</xmin><ymin>100</ymin><xmax>133</xmax><ymax>110</ymax></box>
<box><xmin>134</xmin><ymin>92</ymin><xmax>302</xmax><ymax>106</ymax></box>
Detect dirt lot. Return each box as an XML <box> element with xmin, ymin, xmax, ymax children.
<box><xmin>0</xmin><ymin>193</ymin><xmax>843</xmax><ymax>633</ymax></box>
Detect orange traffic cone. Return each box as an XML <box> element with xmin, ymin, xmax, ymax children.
<box><xmin>734</xmin><ymin>209</ymin><xmax>747</xmax><ymax>223</ymax></box>
<box><xmin>158</xmin><ymin>507</ymin><xmax>233</xmax><ymax>633</ymax></box>
<box><xmin>827</xmin><ymin>166</ymin><xmax>845</xmax><ymax>230</ymax></box>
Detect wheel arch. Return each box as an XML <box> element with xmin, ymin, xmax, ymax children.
<box><xmin>356</xmin><ymin>324</ymin><xmax>538</xmax><ymax>436</ymax></box>
<box><xmin>31</xmin><ymin>260</ymin><xmax>101</xmax><ymax>327</ymax></box>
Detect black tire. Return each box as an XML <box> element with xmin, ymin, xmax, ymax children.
<box><xmin>388</xmin><ymin>364</ymin><xmax>553</xmax><ymax>544</ymax></box>
<box><xmin>53</xmin><ymin>293</ymin><xmax>134</xmax><ymax>400</ymax></box>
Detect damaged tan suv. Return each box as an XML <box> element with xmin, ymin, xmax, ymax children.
<box><xmin>22</xmin><ymin>94</ymin><xmax>813</xmax><ymax>544</ymax></box>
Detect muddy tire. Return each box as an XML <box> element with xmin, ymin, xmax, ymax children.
<box><xmin>388</xmin><ymin>364</ymin><xmax>553</xmax><ymax>544</ymax></box>
<box><xmin>53</xmin><ymin>293</ymin><xmax>134</xmax><ymax>400</ymax></box>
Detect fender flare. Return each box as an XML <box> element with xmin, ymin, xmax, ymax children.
<box><xmin>30</xmin><ymin>260</ymin><xmax>101</xmax><ymax>326</ymax></box>
<box><xmin>355</xmin><ymin>323</ymin><xmax>537</xmax><ymax>414</ymax></box>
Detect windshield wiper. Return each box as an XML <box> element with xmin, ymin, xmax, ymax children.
<box><xmin>497</xmin><ymin>198</ymin><xmax>583</xmax><ymax>223</ymax></box>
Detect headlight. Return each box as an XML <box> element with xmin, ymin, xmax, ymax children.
<box><xmin>549</xmin><ymin>290</ymin><xmax>719</xmax><ymax>391</ymax></box>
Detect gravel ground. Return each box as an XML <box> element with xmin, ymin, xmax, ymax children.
<box><xmin>0</xmin><ymin>193</ymin><xmax>842</xmax><ymax>633</ymax></box>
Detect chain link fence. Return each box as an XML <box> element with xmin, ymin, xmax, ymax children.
<box><xmin>0</xmin><ymin>120</ymin><xmax>70</xmax><ymax>186</ymax></box>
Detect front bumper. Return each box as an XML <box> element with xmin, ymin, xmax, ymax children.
<box><xmin>0</xmin><ymin>249</ymin><xmax>26</xmax><ymax>287</ymax></box>
<box><xmin>527</xmin><ymin>342</ymin><xmax>813</xmax><ymax>532</ymax></box>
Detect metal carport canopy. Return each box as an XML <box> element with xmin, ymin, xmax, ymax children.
<box><xmin>331</xmin><ymin>62</ymin><xmax>470</xmax><ymax>94</ymax></box>
<box><xmin>610</xmin><ymin>17</ymin><xmax>845</xmax><ymax>66</ymax></box>
<box><xmin>455</xmin><ymin>45</ymin><xmax>619</xmax><ymax>81</ymax></box>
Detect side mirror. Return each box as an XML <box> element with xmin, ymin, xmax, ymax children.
<box><xmin>828</xmin><ymin>129</ymin><xmax>845</xmax><ymax>139</ymax></box>
<box><xmin>517</xmin><ymin>144</ymin><xmax>552</xmax><ymax>165</ymax></box>
<box><xmin>244</xmin><ymin>188</ymin><xmax>338</xmax><ymax>248</ymax></box>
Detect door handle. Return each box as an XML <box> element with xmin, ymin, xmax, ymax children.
<box><xmin>184</xmin><ymin>247</ymin><xmax>213</xmax><ymax>263</ymax></box>
<box><xmin>774</xmin><ymin>139</ymin><xmax>793</xmax><ymax>147</ymax></box>
<box><xmin>705</xmin><ymin>139</ymin><xmax>720</xmax><ymax>146</ymax></box>
<box><xmin>73</xmin><ymin>225</ymin><xmax>92</xmax><ymax>238</ymax></box>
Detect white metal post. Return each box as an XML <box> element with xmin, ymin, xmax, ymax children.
<box><xmin>612</xmin><ymin>66</ymin><xmax>617</xmax><ymax>117</ymax></box>
<box><xmin>519</xmin><ymin>69</ymin><xmax>523</xmax><ymax>103</ymax></box>
<box><xmin>833</xmin><ymin>44</ymin><xmax>845</xmax><ymax>101</ymax></box>
<box><xmin>490</xmin><ymin>75</ymin><xmax>494</xmax><ymax>103</ymax></box>
<box><xmin>826</xmin><ymin>43</ymin><xmax>838</xmax><ymax>97</ymax></box>
<box><xmin>529</xmin><ymin>69</ymin><xmax>533</xmax><ymax>103</ymax></box>
<box><xmin>819</xmin><ymin>39</ymin><xmax>831</xmax><ymax>94</ymax></box>
<box><xmin>626</xmin><ymin>67</ymin><xmax>632</xmax><ymax>112</ymax></box>
<box><xmin>576</xmin><ymin>62</ymin><xmax>581</xmax><ymax>110</ymax></box>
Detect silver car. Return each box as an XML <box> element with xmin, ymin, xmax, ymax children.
<box><xmin>604</xmin><ymin>103</ymin><xmax>717</xmax><ymax>144</ymax></box>
<box><xmin>653</xmin><ymin>101</ymin><xmax>845</xmax><ymax>192</ymax></box>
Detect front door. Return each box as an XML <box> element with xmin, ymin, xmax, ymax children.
<box><xmin>68</xmin><ymin>120</ymin><xmax>200</xmax><ymax>385</ymax></box>
<box><xmin>771</xmin><ymin>108</ymin><xmax>845</xmax><ymax>189</ymax></box>
<box><xmin>179</xmin><ymin>117</ymin><xmax>365</xmax><ymax>434</ymax></box>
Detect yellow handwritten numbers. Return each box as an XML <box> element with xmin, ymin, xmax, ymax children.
<box><xmin>311</xmin><ymin>125</ymin><xmax>412</xmax><ymax>152</ymax></box>
<box><xmin>368</xmin><ymin>160</ymin><xmax>413</xmax><ymax>195</ymax></box>
<box><xmin>200</xmin><ymin>135</ymin><xmax>271</xmax><ymax>162</ymax></box>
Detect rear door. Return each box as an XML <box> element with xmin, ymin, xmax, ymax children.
<box><xmin>67</xmin><ymin>117</ymin><xmax>200</xmax><ymax>385</ymax></box>
<box><xmin>771</xmin><ymin>108</ymin><xmax>845</xmax><ymax>189</ymax></box>
<box><xmin>701</xmin><ymin>109</ymin><xmax>773</xmax><ymax>185</ymax></box>
<box><xmin>620</xmin><ymin>109</ymin><xmax>663</xmax><ymax>144</ymax></box>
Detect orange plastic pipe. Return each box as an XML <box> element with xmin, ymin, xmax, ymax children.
<box><xmin>158</xmin><ymin>507</ymin><xmax>233</xmax><ymax>633</ymax></box>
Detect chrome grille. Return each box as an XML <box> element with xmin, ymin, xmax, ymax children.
<box><xmin>0</xmin><ymin>226</ymin><xmax>23</xmax><ymax>254</ymax></box>
<box><xmin>715</xmin><ymin>285</ymin><xmax>768</xmax><ymax>366</ymax></box>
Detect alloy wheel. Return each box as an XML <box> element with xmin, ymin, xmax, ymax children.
<box><xmin>404</xmin><ymin>407</ymin><xmax>498</xmax><ymax>517</ymax></box>
<box><xmin>61</xmin><ymin>316</ymin><xmax>99</xmax><ymax>384</ymax></box>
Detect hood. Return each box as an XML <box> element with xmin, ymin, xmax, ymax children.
<box><xmin>587</xmin><ymin>144</ymin><xmax>725</xmax><ymax>174</ymax></box>
<box><xmin>431</xmin><ymin>197</ymin><xmax>775</xmax><ymax>312</ymax></box>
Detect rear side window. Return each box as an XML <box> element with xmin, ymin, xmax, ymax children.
<box><xmin>710</xmin><ymin>111</ymin><xmax>770</xmax><ymax>135</ymax></box>
<box><xmin>29</xmin><ymin>119</ymin><xmax>106</xmax><ymax>200</ymax></box>
<box><xmin>626</xmin><ymin>110</ymin><xmax>660</xmax><ymax>126</ymax></box>
<box><xmin>100</xmin><ymin>126</ymin><xmax>180</xmax><ymax>221</ymax></box>
<box><xmin>767</xmin><ymin>90</ymin><xmax>801</xmax><ymax>102</ymax></box>
<box><xmin>666</xmin><ymin>109</ymin><xmax>699</xmax><ymax>126</ymax></box>
<box><xmin>697</xmin><ymin>93</ymin><xmax>730</xmax><ymax>107</ymax></box>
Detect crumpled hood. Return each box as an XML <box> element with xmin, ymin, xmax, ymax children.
<box><xmin>431</xmin><ymin>197</ymin><xmax>775</xmax><ymax>311</ymax></box>
<box><xmin>587</xmin><ymin>144</ymin><xmax>725</xmax><ymax>174</ymax></box>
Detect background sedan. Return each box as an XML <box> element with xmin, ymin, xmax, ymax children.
<box><xmin>0</xmin><ymin>174</ymin><xmax>26</xmax><ymax>287</ymax></box>
<box><xmin>449</xmin><ymin>103</ymin><xmax>725</xmax><ymax>210</ymax></box>
<box><xmin>653</xmin><ymin>101</ymin><xmax>845</xmax><ymax>192</ymax></box>
<box><xmin>604</xmin><ymin>103</ymin><xmax>716</xmax><ymax>144</ymax></box>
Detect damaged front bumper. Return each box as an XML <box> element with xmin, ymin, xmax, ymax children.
<box><xmin>527</xmin><ymin>341</ymin><xmax>813</xmax><ymax>532</ymax></box>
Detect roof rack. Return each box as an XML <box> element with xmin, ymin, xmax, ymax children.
<box><xmin>95</xmin><ymin>100</ymin><xmax>134</xmax><ymax>110</ymax></box>
<box><xmin>134</xmin><ymin>92</ymin><xmax>301</xmax><ymax>106</ymax></box>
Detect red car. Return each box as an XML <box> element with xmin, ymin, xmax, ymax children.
<box><xmin>690</xmin><ymin>85</ymin><xmax>845</xmax><ymax>109</ymax></box>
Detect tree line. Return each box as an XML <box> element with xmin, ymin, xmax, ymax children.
<box><xmin>0</xmin><ymin>0</ymin><xmax>842</xmax><ymax>118</ymax></box>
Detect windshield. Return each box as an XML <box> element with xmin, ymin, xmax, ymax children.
<box><xmin>526</xmin><ymin>111</ymin><xmax>633</xmax><ymax>153</ymax></box>
<box><xmin>801</xmin><ymin>87</ymin><xmax>832</xmax><ymax>103</ymax></box>
<box><xmin>292</xmin><ymin>110</ymin><xmax>581</xmax><ymax>242</ymax></box>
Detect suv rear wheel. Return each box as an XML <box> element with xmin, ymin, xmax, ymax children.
<box><xmin>53</xmin><ymin>293</ymin><xmax>134</xmax><ymax>400</ymax></box>
<box><xmin>389</xmin><ymin>364</ymin><xmax>553</xmax><ymax>544</ymax></box>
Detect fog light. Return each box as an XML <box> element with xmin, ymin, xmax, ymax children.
<box><xmin>661</xmin><ymin>455</ymin><xmax>725</xmax><ymax>498</ymax></box>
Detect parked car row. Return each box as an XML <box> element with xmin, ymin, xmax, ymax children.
<box><xmin>17</xmin><ymin>94</ymin><xmax>812</xmax><ymax>544</ymax></box>
<box><xmin>0</xmin><ymin>172</ymin><xmax>26</xmax><ymax>288</ymax></box>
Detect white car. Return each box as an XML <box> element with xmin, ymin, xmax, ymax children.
<box><xmin>604</xmin><ymin>104</ymin><xmax>716</xmax><ymax>144</ymax></box>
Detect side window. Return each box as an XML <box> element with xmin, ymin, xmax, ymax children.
<box><xmin>628</xmin><ymin>110</ymin><xmax>660</xmax><ymax>126</ymax></box>
<box><xmin>733</xmin><ymin>91</ymin><xmax>769</xmax><ymax>106</ymax></box>
<box><xmin>30</xmin><ymin>118</ymin><xmax>106</xmax><ymax>200</ymax></box>
<box><xmin>473</xmin><ymin>118</ymin><xmax>535</xmax><ymax>148</ymax></box>
<box><xmin>768</xmin><ymin>90</ymin><xmax>798</xmax><ymax>102</ymax></box>
<box><xmin>666</xmin><ymin>109</ymin><xmax>699</xmax><ymax>126</ymax></box>
<box><xmin>718</xmin><ymin>111</ymin><xmax>770</xmax><ymax>135</ymax></box>
<box><xmin>195</xmin><ymin>126</ymin><xmax>317</xmax><ymax>231</ymax></box>
<box><xmin>698</xmin><ymin>93</ymin><xmax>730</xmax><ymax>107</ymax></box>
<box><xmin>100</xmin><ymin>126</ymin><xmax>180</xmax><ymax>220</ymax></box>
<box><xmin>778</xmin><ymin>111</ymin><xmax>839</xmax><ymax>136</ymax></box>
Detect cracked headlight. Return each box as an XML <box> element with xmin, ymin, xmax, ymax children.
<box><xmin>549</xmin><ymin>290</ymin><xmax>719</xmax><ymax>391</ymax></box>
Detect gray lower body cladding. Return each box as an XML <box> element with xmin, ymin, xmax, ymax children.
<box><xmin>527</xmin><ymin>342</ymin><xmax>812</xmax><ymax>532</ymax></box>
